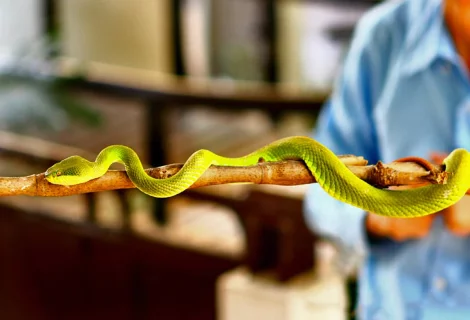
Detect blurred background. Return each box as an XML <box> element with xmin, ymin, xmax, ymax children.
<box><xmin>0</xmin><ymin>0</ymin><xmax>382</xmax><ymax>319</ymax></box>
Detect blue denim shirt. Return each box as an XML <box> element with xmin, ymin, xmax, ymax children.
<box><xmin>303</xmin><ymin>0</ymin><xmax>470</xmax><ymax>319</ymax></box>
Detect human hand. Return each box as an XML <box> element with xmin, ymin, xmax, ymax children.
<box><xmin>365</xmin><ymin>213</ymin><xmax>434</xmax><ymax>241</ymax></box>
<box><xmin>430</xmin><ymin>152</ymin><xmax>470</xmax><ymax>236</ymax></box>
<box><xmin>440</xmin><ymin>205</ymin><xmax>470</xmax><ymax>237</ymax></box>
<box><xmin>365</xmin><ymin>184</ymin><xmax>435</xmax><ymax>241</ymax></box>
<box><xmin>365</xmin><ymin>153</ymin><xmax>441</xmax><ymax>242</ymax></box>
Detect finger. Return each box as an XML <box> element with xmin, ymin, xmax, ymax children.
<box><xmin>444</xmin><ymin>214</ymin><xmax>470</xmax><ymax>237</ymax></box>
<box><xmin>366</xmin><ymin>214</ymin><xmax>434</xmax><ymax>241</ymax></box>
<box><xmin>444</xmin><ymin>220</ymin><xmax>470</xmax><ymax>236</ymax></box>
<box><xmin>366</xmin><ymin>214</ymin><xmax>392</xmax><ymax>237</ymax></box>
<box><xmin>448</xmin><ymin>228</ymin><xmax>470</xmax><ymax>237</ymax></box>
<box><xmin>442</xmin><ymin>200</ymin><xmax>470</xmax><ymax>236</ymax></box>
<box><xmin>390</xmin><ymin>216</ymin><xmax>433</xmax><ymax>240</ymax></box>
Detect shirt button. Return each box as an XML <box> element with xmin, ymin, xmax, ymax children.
<box><xmin>433</xmin><ymin>277</ymin><xmax>447</xmax><ymax>292</ymax></box>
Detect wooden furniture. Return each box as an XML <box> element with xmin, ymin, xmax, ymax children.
<box><xmin>0</xmin><ymin>204</ymin><xmax>238</xmax><ymax>320</ymax></box>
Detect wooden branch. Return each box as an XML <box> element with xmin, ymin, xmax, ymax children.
<box><xmin>0</xmin><ymin>155</ymin><xmax>449</xmax><ymax>198</ymax></box>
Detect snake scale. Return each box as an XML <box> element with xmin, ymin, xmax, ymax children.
<box><xmin>45</xmin><ymin>136</ymin><xmax>470</xmax><ymax>217</ymax></box>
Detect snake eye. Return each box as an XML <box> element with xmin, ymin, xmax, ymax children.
<box><xmin>56</xmin><ymin>171</ymin><xmax>62</xmax><ymax>177</ymax></box>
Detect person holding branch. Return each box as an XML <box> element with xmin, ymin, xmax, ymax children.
<box><xmin>304</xmin><ymin>0</ymin><xmax>470</xmax><ymax>318</ymax></box>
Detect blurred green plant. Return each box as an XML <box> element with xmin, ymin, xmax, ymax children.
<box><xmin>0</xmin><ymin>39</ymin><xmax>102</xmax><ymax>134</ymax></box>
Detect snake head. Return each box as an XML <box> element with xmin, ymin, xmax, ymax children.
<box><xmin>45</xmin><ymin>156</ymin><xmax>95</xmax><ymax>186</ymax></box>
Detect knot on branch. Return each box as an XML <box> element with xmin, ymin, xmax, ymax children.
<box><xmin>426</xmin><ymin>164</ymin><xmax>449</xmax><ymax>184</ymax></box>
<box><xmin>368</xmin><ymin>158</ymin><xmax>449</xmax><ymax>189</ymax></box>
<box><xmin>148</xmin><ymin>164</ymin><xmax>182</xmax><ymax>179</ymax></box>
<box><xmin>370</xmin><ymin>161</ymin><xmax>398</xmax><ymax>188</ymax></box>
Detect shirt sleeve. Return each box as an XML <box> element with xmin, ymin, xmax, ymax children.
<box><xmin>304</xmin><ymin>13</ymin><xmax>387</xmax><ymax>255</ymax></box>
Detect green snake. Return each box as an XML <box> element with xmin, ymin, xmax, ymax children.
<box><xmin>45</xmin><ymin>136</ymin><xmax>470</xmax><ymax>218</ymax></box>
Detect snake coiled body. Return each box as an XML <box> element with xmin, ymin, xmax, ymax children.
<box><xmin>45</xmin><ymin>136</ymin><xmax>470</xmax><ymax>218</ymax></box>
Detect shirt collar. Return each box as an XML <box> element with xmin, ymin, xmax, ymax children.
<box><xmin>402</xmin><ymin>0</ymin><xmax>460</xmax><ymax>75</ymax></box>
